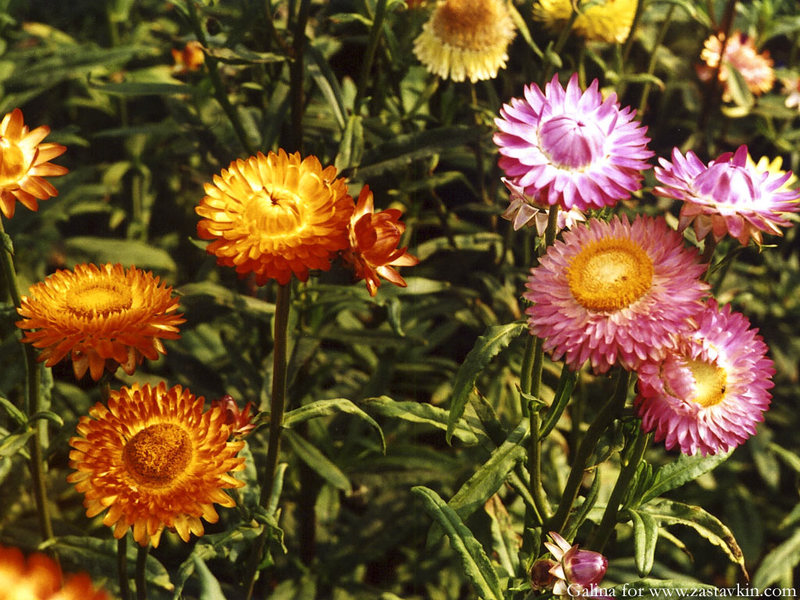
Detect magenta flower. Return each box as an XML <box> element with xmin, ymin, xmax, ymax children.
<box><xmin>501</xmin><ymin>177</ymin><xmax>586</xmax><ymax>233</ymax></box>
<box><xmin>494</xmin><ymin>73</ymin><xmax>653</xmax><ymax>211</ymax></box>
<box><xmin>636</xmin><ymin>300</ymin><xmax>774</xmax><ymax>456</ymax></box>
<box><xmin>654</xmin><ymin>145</ymin><xmax>800</xmax><ymax>245</ymax></box>
<box><xmin>525</xmin><ymin>215</ymin><xmax>709</xmax><ymax>373</ymax></box>
<box><xmin>545</xmin><ymin>532</ymin><xmax>608</xmax><ymax>597</ymax></box>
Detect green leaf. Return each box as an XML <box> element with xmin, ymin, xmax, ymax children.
<box><xmin>484</xmin><ymin>494</ymin><xmax>520</xmax><ymax>578</ymax></box>
<box><xmin>412</xmin><ymin>486</ymin><xmax>504</xmax><ymax>600</ymax></box>
<box><xmin>93</xmin><ymin>82</ymin><xmax>194</xmax><ymax>96</ymax></box>
<box><xmin>362</xmin><ymin>396</ymin><xmax>482</xmax><ymax>445</ymax></box>
<box><xmin>335</xmin><ymin>114</ymin><xmax>364</xmax><ymax>172</ymax></box>
<box><xmin>507</xmin><ymin>3</ymin><xmax>543</xmax><ymax>58</ymax></box>
<box><xmin>204</xmin><ymin>45</ymin><xmax>286</xmax><ymax>65</ymax></box>
<box><xmin>0</xmin><ymin>429</ymin><xmax>34</xmax><ymax>457</ymax></box>
<box><xmin>177</xmin><ymin>281</ymin><xmax>275</xmax><ymax>316</ymax></box>
<box><xmin>284</xmin><ymin>430</ymin><xmax>351</xmax><ymax>493</ymax></box>
<box><xmin>539</xmin><ymin>365</ymin><xmax>577</xmax><ymax>439</ymax></box>
<box><xmin>283</xmin><ymin>398</ymin><xmax>385</xmax><ymax>453</ymax></box>
<box><xmin>0</xmin><ymin>396</ymin><xmax>26</xmax><ymax>427</ymax></box>
<box><xmin>65</xmin><ymin>237</ymin><xmax>177</xmax><ymax>275</ymax></box>
<box><xmin>306</xmin><ymin>42</ymin><xmax>346</xmax><ymax>130</ymax></box>
<box><xmin>446</xmin><ymin>322</ymin><xmax>526</xmax><ymax>444</ymax></box>
<box><xmin>752</xmin><ymin>529</ymin><xmax>800</xmax><ymax>588</ymax></box>
<box><xmin>27</xmin><ymin>410</ymin><xmax>64</xmax><ymax>427</ymax></box>
<box><xmin>629</xmin><ymin>509</ymin><xmax>658</xmax><ymax>577</ymax></box>
<box><xmin>193</xmin><ymin>555</ymin><xmax>226</xmax><ymax>600</ymax></box>
<box><xmin>640</xmin><ymin>450</ymin><xmax>732</xmax><ymax>505</ymax></box>
<box><xmin>640</xmin><ymin>498</ymin><xmax>746</xmax><ymax>577</ymax></box>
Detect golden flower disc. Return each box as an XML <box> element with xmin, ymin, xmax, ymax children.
<box><xmin>687</xmin><ymin>359</ymin><xmax>728</xmax><ymax>408</ymax></box>
<box><xmin>196</xmin><ymin>149</ymin><xmax>354</xmax><ymax>285</ymax></box>
<box><xmin>567</xmin><ymin>237</ymin><xmax>654</xmax><ymax>312</ymax></box>
<box><xmin>68</xmin><ymin>382</ymin><xmax>246</xmax><ymax>547</ymax></box>
<box><xmin>432</xmin><ymin>0</ymin><xmax>498</xmax><ymax>50</ymax></box>
<box><xmin>16</xmin><ymin>263</ymin><xmax>184</xmax><ymax>381</ymax></box>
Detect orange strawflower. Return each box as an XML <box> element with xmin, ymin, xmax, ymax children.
<box><xmin>0</xmin><ymin>108</ymin><xmax>68</xmax><ymax>219</ymax></box>
<box><xmin>68</xmin><ymin>382</ymin><xmax>246</xmax><ymax>548</ymax></box>
<box><xmin>171</xmin><ymin>40</ymin><xmax>205</xmax><ymax>74</ymax></box>
<box><xmin>343</xmin><ymin>185</ymin><xmax>419</xmax><ymax>296</ymax></box>
<box><xmin>699</xmin><ymin>32</ymin><xmax>775</xmax><ymax>100</ymax></box>
<box><xmin>16</xmin><ymin>263</ymin><xmax>184</xmax><ymax>381</ymax></box>
<box><xmin>196</xmin><ymin>150</ymin><xmax>354</xmax><ymax>285</ymax></box>
<box><xmin>0</xmin><ymin>545</ymin><xmax>109</xmax><ymax>600</ymax></box>
<box><xmin>212</xmin><ymin>394</ymin><xmax>256</xmax><ymax>438</ymax></box>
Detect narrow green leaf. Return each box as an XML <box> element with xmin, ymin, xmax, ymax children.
<box><xmin>283</xmin><ymin>398</ymin><xmax>385</xmax><ymax>453</ymax></box>
<box><xmin>193</xmin><ymin>555</ymin><xmax>226</xmax><ymax>600</ymax></box>
<box><xmin>446</xmin><ymin>322</ymin><xmax>526</xmax><ymax>444</ymax></box>
<box><xmin>335</xmin><ymin>114</ymin><xmax>364</xmax><ymax>172</ymax></box>
<box><xmin>539</xmin><ymin>365</ymin><xmax>577</xmax><ymax>439</ymax></box>
<box><xmin>93</xmin><ymin>82</ymin><xmax>194</xmax><ymax>96</ymax></box>
<box><xmin>0</xmin><ymin>396</ymin><xmax>26</xmax><ymax>427</ymax></box>
<box><xmin>305</xmin><ymin>43</ymin><xmax>346</xmax><ymax>130</ymax></box>
<box><xmin>362</xmin><ymin>396</ymin><xmax>482</xmax><ymax>445</ymax></box>
<box><xmin>752</xmin><ymin>529</ymin><xmax>800</xmax><ymax>588</ymax></box>
<box><xmin>412</xmin><ymin>486</ymin><xmax>504</xmax><ymax>600</ymax></box>
<box><xmin>484</xmin><ymin>494</ymin><xmax>520</xmax><ymax>578</ymax></box>
<box><xmin>0</xmin><ymin>429</ymin><xmax>34</xmax><ymax>457</ymax></box>
<box><xmin>507</xmin><ymin>2</ymin><xmax>543</xmax><ymax>58</ymax></box>
<box><xmin>284</xmin><ymin>430</ymin><xmax>351</xmax><ymax>493</ymax></box>
<box><xmin>629</xmin><ymin>509</ymin><xmax>658</xmax><ymax>577</ymax></box>
<box><xmin>640</xmin><ymin>450</ymin><xmax>732</xmax><ymax>505</ymax></box>
<box><xmin>27</xmin><ymin>410</ymin><xmax>64</xmax><ymax>427</ymax></box>
<box><xmin>177</xmin><ymin>281</ymin><xmax>275</xmax><ymax>316</ymax></box>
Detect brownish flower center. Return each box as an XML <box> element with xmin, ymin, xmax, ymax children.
<box><xmin>67</xmin><ymin>281</ymin><xmax>134</xmax><ymax>318</ymax></box>
<box><xmin>687</xmin><ymin>359</ymin><xmax>728</xmax><ymax>408</ymax></box>
<box><xmin>123</xmin><ymin>423</ymin><xmax>192</xmax><ymax>487</ymax></box>
<box><xmin>0</xmin><ymin>139</ymin><xmax>29</xmax><ymax>189</ymax></box>
<box><xmin>432</xmin><ymin>0</ymin><xmax>498</xmax><ymax>50</ymax></box>
<box><xmin>567</xmin><ymin>237</ymin><xmax>654</xmax><ymax>312</ymax></box>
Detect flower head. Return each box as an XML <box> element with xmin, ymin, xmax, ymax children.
<box><xmin>501</xmin><ymin>177</ymin><xmax>586</xmax><ymax>233</ymax></box>
<box><xmin>172</xmin><ymin>40</ymin><xmax>205</xmax><ymax>74</ymax></box>
<box><xmin>17</xmin><ymin>263</ymin><xmax>184</xmax><ymax>381</ymax></box>
<box><xmin>212</xmin><ymin>394</ymin><xmax>256</xmax><ymax>438</ymax></box>
<box><xmin>782</xmin><ymin>75</ymin><xmax>800</xmax><ymax>111</ymax></box>
<box><xmin>494</xmin><ymin>73</ymin><xmax>653</xmax><ymax>211</ymax></box>
<box><xmin>0</xmin><ymin>545</ymin><xmax>109</xmax><ymax>600</ymax></box>
<box><xmin>699</xmin><ymin>32</ymin><xmax>774</xmax><ymax>100</ymax></box>
<box><xmin>0</xmin><ymin>108</ymin><xmax>68</xmax><ymax>219</ymax></box>
<box><xmin>545</xmin><ymin>532</ymin><xmax>608</xmax><ymax>597</ymax></box>
<box><xmin>68</xmin><ymin>382</ymin><xmax>246</xmax><ymax>547</ymax></box>
<box><xmin>654</xmin><ymin>145</ymin><xmax>800</xmax><ymax>245</ymax></box>
<box><xmin>196</xmin><ymin>150</ymin><xmax>354</xmax><ymax>285</ymax></box>
<box><xmin>534</xmin><ymin>0</ymin><xmax>638</xmax><ymax>44</ymax></box>
<box><xmin>525</xmin><ymin>215</ymin><xmax>709</xmax><ymax>373</ymax></box>
<box><xmin>413</xmin><ymin>0</ymin><xmax>516</xmax><ymax>83</ymax></box>
<box><xmin>342</xmin><ymin>185</ymin><xmax>419</xmax><ymax>296</ymax></box>
<box><xmin>636</xmin><ymin>300</ymin><xmax>774</xmax><ymax>455</ymax></box>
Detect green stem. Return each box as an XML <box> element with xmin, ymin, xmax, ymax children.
<box><xmin>622</xmin><ymin>0</ymin><xmax>645</xmax><ymax>63</ymax></box>
<box><xmin>470</xmin><ymin>84</ymin><xmax>490</xmax><ymax>210</ymax></box>
<box><xmin>288</xmin><ymin>0</ymin><xmax>311</xmax><ymax>154</ymax></box>
<box><xmin>185</xmin><ymin>0</ymin><xmax>257</xmax><ymax>155</ymax></box>
<box><xmin>547</xmin><ymin>369</ymin><xmax>631</xmax><ymax>535</ymax></box>
<box><xmin>542</xmin><ymin>9</ymin><xmax>579</xmax><ymax>81</ymax></box>
<box><xmin>0</xmin><ymin>219</ymin><xmax>52</xmax><ymax>542</ymax></box>
<box><xmin>245</xmin><ymin>282</ymin><xmax>292</xmax><ymax>599</ymax></box>
<box><xmin>263</xmin><ymin>0</ymin><xmax>291</xmax><ymax>54</ymax></box>
<box><xmin>353</xmin><ymin>0</ymin><xmax>387</xmax><ymax>114</ymax></box>
<box><xmin>587</xmin><ymin>430</ymin><xmax>651</xmax><ymax>552</ymax></box>
<box><xmin>118</xmin><ymin>536</ymin><xmax>131</xmax><ymax>600</ymax></box>
<box><xmin>135</xmin><ymin>544</ymin><xmax>149</xmax><ymax>600</ymax></box>
<box><xmin>637</xmin><ymin>5</ymin><xmax>676</xmax><ymax>119</ymax></box>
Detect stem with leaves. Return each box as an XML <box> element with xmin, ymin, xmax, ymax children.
<box><xmin>353</xmin><ymin>0</ymin><xmax>387</xmax><ymax>114</ymax></box>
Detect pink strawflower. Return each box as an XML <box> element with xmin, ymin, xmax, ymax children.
<box><xmin>501</xmin><ymin>177</ymin><xmax>585</xmax><ymax>233</ymax></box>
<box><xmin>525</xmin><ymin>215</ymin><xmax>709</xmax><ymax>373</ymax></box>
<box><xmin>494</xmin><ymin>73</ymin><xmax>653</xmax><ymax>211</ymax></box>
<box><xmin>698</xmin><ymin>32</ymin><xmax>774</xmax><ymax>101</ymax></box>
<box><xmin>654</xmin><ymin>145</ymin><xmax>800</xmax><ymax>245</ymax></box>
<box><xmin>636</xmin><ymin>300</ymin><xmax>774</xmax><ymax>456</ymax></box>
<box><xmin>544</xmin><ymin>532</ymin><xmax>608</xmax><ymax>597</ymax></box>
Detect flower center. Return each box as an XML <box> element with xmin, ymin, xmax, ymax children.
<box><xmin>0</xmin><ymin>139</ymin><xmax>29</xmax><ymax>189</ymax></box>
<box><xmin>67</xmin><ymin>281</ymin><xmax>133</xmax><ymax>318</ymax></box>
<box><xmin>686</xmin><ymin>359</ymin><xmax>727</xmax><ymax>408</ymax></box>
<box><xmin>567</xmin><ymin>237</ymin><xmax>654</xmax><ymax>312</ymax></box>
<box><xmin>695</xmin><ymin>163</ymin><xmax>759</xmax><ymax>206</ymax></box>
<box><xmin>538</xmin><ymin>116</ymin><xmax>605</xmax><ymax>170</ymax></box>
<box><xmin>244</xmin><ymin>186</ymin><xmax>305</xmax><ymax>238</ymax></box>
<box><xmin>432</xmin><ymin>0</ymin><xmax>497</xmax><ymax>50</ymax></box>
<box><xmin>123</xmin><ymin>423</ymin><xmax>192</xmax><ymax>487</ymax></box>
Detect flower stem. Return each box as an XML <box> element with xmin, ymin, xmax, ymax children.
<box><xmin>353</xmin><ymin>0</ymin><xmax>387</xmax><ymax>114</ymax></box>
<box><xmin>117</xmin><ymin>536</ymin><xmax>131</xmax><ymax>600</ymax></box>
<box><xmin>288</xmin><ymin>0</ymin><xmax>311</xmax><ymax>154</ymax></box>
<box><xmin>135</xmin><ymin>544</ymin><xmax>149</xmax><ymax>600</ymax></box>
<box><xmin>637</xmin><ymin>4</ymin><xmax>676</xmax><ymax>119</ymax></box>
<box><xmin>547</xmin><ymin>369</ymin><xmax>631</xmax><ymax>535</ymax></box>
<box><xmin>0</xmin><ymin>218</ymin><xmax>53</xmax><ymax>543</ymax></box>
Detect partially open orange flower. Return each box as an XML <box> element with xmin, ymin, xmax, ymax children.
<box><xmin>0</xmin><ymin>108</ymin><xmax>68</xmax><ymax>219</ymax></box>
<box><xmin>343</xmin><ymin>186</ymin><xmax>419</xmax><ymax>296</ymax></box>
<box><xmin>172</xmin><ymin>40</ymin><xmax>205</xmax><ymax>74</ymax></box>
<box><xmin>16</xmin><ymin>263</ymin><xmax>184</xmax><ymax>381</ymax></box>
<box><xmin>68</xmin><ymin>382</ymin><xmax>246</xmax><ymax>547</ymax></box>
<box><xmin>196</xmin><ymin>150</ymin><xmax>354</xmax><ymax>285</ymax></box>
<box><xmin>0</xmin><ymin>545</ymin><xmax>109</xmax><ymax>599</ymax></box>
<box><xmin>699</xmin><ymin>32</ymin><xmax>775</xmax><ymax>100</ymax></box>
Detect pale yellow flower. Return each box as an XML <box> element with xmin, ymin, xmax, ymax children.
<box><xmin>534</xmin><ymin>0</ymin><xmax>638</xmax><ymax>44</ymax></box>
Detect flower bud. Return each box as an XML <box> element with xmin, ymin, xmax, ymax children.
<box><xmin>563</xmin><ymin>545</ymin><xmax>608</xmax><ymax>586</ymax></box>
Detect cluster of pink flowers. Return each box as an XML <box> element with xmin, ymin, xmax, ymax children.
<box><xmin>494</xmin><ymin>73</ymin><xmax>798</xmax><ymax>460</ymax></box>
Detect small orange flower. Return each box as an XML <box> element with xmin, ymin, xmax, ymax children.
<box><xmin>68</xmin><ymin>382</ymin><xmax>246</xmax><ymax>548</ymax></box>
<box><xmin>16</xmin><ymin>263</ymin><xmax>184</xmax><ymax>381</ymax></box>
<box><xmin>343</xmin><ymin>186</ymin><xmax>419</xmax><ymax>296</ymax></box>
<box><xmin>699</xmin><ymin>32</ymin><xmax>775</xmax><ymax>100</ymax></box>
<box><xmin>0</xmin><ymin>108</ymin><xmax>68</xmax><ymax>219</ymax></box>
<box><xmin>0</xmin><ymin>545</ymin><xmax>109</xmax><ymax>600</ymax></box>
<box><xmin>196</xmin><ymin>150</ymin><xmax>354</xmax><ymax>285</ymax></box>
<box><xmin>212</xmin><ymin>394</ymin><xmax>256</xmax><ymax>438</ymax></box>
<box><xmin>171</xmin><ymin>40</ymin><xmax>205</xmax><ymax>74</ymax></box>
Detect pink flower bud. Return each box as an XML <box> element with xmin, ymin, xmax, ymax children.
<box><xmin>563</xmin><ymin>545</ymin><xmax>608</xmax><ymax>586</ymax></box>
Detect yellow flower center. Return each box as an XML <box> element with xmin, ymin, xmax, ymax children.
<box><xmin>687</xmin><ymin>359</ymin><xmax>728</xmax><ymax>407</ymax></box>
<box><xmin>0</xmin><ymin>139</ymin><xmax>28</xmax><ymax>189</ymax></box>
<box><xmin>244</xmin><ymin>185</ymin><xmax>307</xmax><ymax>238</ymax></box>
<box><xmin>567</xmin><ymin>237</ymin><xmax>654</xmax><ymax>312</ymax></box>
<box><xmin>67</xmin><ymin>281</ymin><xmax>133</xmax><ymax>318</ymax></box>
<box><xmin>124</xmin><ymin>423</ymin><xmax>192</xmax><ymax>487</ymax></box>
<box><xmin>433</xmin><ymin>0</ymin><xmax>498</xmax><ymax>50</ymax></box>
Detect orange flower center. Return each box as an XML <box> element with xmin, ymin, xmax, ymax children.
<box><xmin>567</xmin><ymin>237</ymin><xmax>654</xmax><ymax>312</ymax></box>
<box><xmin>687</xmin><ymin>359</ymin><xmax>727</xmax><ymax>407</ymax></box>
<box><xmin>67</xmin><ymin>281</ymin><xmax>133</xmax><ymax>318</ymax></box>
<box><xmin>244</xmin><ymin>186</ymin><xmax>307</xmax><ymax>238</ymax></box>
<box><xmin>123</xmin><ymin>423</ymin><xmax>192</xmax><ymax>487</ymax></box>
<box><xmin>0</xmin><ymin>139</ymin><xmax>28</xmax><ymax>189</ymax></box>
<box><xmin>433</xmin><ymin>0</ymin><xmax>498</xmax><ymax>50</ymax></box>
